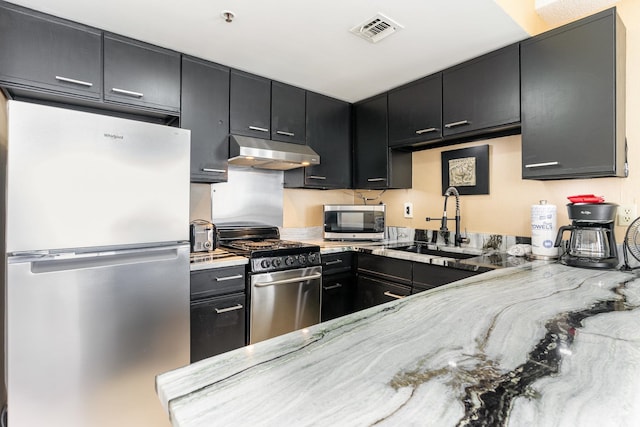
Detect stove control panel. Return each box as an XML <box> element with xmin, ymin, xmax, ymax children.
<box><xmin>252</xmin><ymin>251</ymin><xmax>322</xmax><ymax>273</ymax></box>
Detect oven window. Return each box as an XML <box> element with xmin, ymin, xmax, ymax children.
<box><xmin>324</xmin><ymin>211</ymin><xmax>384</xmax><ymax>233</ymax></box>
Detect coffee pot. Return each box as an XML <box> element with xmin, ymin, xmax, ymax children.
<box><xmin>554</xmin><ymin>203</ymin><xmax>618</xmax><ymax>269</ymax></box>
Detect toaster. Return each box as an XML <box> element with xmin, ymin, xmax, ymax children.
<box><xmin>190</xmin><ymin>221</ymin><xmax>216</xmax><ymax>252</ymax></box>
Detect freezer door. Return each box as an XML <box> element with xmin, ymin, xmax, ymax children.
<box><xmin>6</xmin><ymin>244</ymin><xmax>190</xmax><ymax>427</ymax></box>
<box><xmin>6</xmin><ymin>101</ymin><xmax>190</xmax><ymax>252</ymax></box>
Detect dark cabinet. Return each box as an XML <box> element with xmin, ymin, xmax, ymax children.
<box><xmin>388</xmin><ymin>73</ymin><xmax>442</xmax><ymax>147</ymax></box>
<box><xmin>354</xmin><ymin>94</ymin><xmax>412</xmax><ymax>189</ymax></box>
<box><xmin>0</xmin><ymin>2</ymin><xmax>102</xmax><ymax>100</ymax></box>
<box><xmin>284</xmin><ymin>92</ymin><xmax>352</xmax><ymax>189</ymax></box>
<box><xmin>442</xmin><ymin>43</ymin><xmax>520</xmax><ymax>137</ymax></box>
<box><xmin>321</xmin><ymin>252</ymin><xmax>356</xmax><ymax>321</ymax></box>
<box><xmin>229</xmin><ymin>69</ymin><xmax>271</xmax><ymax>138</ymax></box>
<box><xmin>412</xmin><ymin>262</ymin><xmax>480</xmax><ymax>293</ymax></box>
<box><xmin>103</xmin><ymin>34</ymin><xmax>181</xmax><ymax>113</ymax></box>
<box><xmin>190</xmin><ymin>266</ymin><xmax>246</xmax><ymax>362</ymax></box>
<box><xmin>271</xmin><ymin>81</ymin><xmax>306</xmax><ymax>144</ymax></box>
<box><xmin>521</xmin><ymin>8</ymin><xmax>626</xmax><ymax>180</ymax></box>
<box><xmin>181</xmin><ymin>57</ymin><xmax>230</xmax><ymax>183</ymax></box>
<box><xmin>356</xmin><ymin>253</ymin><xmax>412</xmax><ymax>310</ymax></box>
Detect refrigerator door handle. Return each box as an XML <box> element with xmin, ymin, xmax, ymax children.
<box><xmin>29</xmin><ymin>247</ymin><xmax>181</xmax><ymax>274</ymax></box>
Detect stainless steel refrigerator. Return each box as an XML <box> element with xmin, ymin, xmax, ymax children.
<box><xmin>2</xmin><ymin>101</ymin><xmax>191</xmax><ymax>427</ymax></box>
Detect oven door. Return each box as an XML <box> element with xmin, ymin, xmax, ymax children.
<box><xmin>250</xmin><ymin>266</ymin><xmax>322</xmax><ymax>344</ymax></box>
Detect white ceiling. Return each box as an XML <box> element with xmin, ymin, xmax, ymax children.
<box><xmin>6</xmin><ymin>0</ymin><xmax>530</xmax><ymax>102</ymax></box>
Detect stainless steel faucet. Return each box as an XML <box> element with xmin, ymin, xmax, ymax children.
<box><xmin>426</xmin><ymin>186</ymin><xmax>469</xmax><ymax>247</ymax></box>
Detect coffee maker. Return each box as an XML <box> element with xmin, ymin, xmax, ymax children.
<box><xmin>554</xmin><ymin>203</ymin><xmax>618</xmax><ymax>269</ymax></box>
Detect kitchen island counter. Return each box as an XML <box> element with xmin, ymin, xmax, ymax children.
<box><xmin>156</xmin><ymin>262</ymin><xmax>640</xmax><ymax>426</ymax></box>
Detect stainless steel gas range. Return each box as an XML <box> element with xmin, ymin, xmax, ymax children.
<box><xmin>217</xmin><ymin>225</ymin><xmax>322</xmax><ymax>344</ymax></box>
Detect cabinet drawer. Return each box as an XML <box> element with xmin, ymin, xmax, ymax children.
<box><xmin>190</xmin><ymin>266</ymin><xmax>245</xmax><ymax>299</ymax></box>
<box><xmin>322</xmin><ymin>252</ymin><xmax>354</xmax><ymax>275</ymax></box>
<box><xmin>321</xmin><ymin>272</ymin><xmax>356</xmax><ymax>322</ymax></box>
<box><xmin>355</xmin><ymin>275</ymin><xmax>411</xmax><ymax>310</ymax></box>
<box><xmin>357</xmin><ymin>253</ymin><xmax>412</xmax><ymax>285</ymax></box>
<box><xmin>413</xmin><ymin>262</ymin><xmax>479</xmax><ymax>293</ymax></box>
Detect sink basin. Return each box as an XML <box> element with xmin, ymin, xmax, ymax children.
<box><xmin>392</xmin><ymin>245</ymin><xmax>478</xmax><ymax>260</ymax></box>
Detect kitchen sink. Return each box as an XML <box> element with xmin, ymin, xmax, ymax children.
<box><xmin>391</xmin><ymin>245</ymin><xmax>478</xmax><ymax>260</ymax></box>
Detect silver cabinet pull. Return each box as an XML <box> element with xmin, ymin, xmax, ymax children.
<box><xmin>111</xmin><ymin>88</ymin><xmax>144</xmax><ymax>98</ymax></box>
<box><xmin>323</xmin><ymin>283</ymin><xmax>343</xmax><ymax>291</ymax></box>
<box><xmin>308</xmin><ymin>176</ymin><xmax>327</xmax><ymax>180</ymax></box>
<box><xmin>415</xmin><ymin>127</ymin><xmax>438</xmax><ymax>135</ymax></box>
<box><xmin>215</xmin><ymin>274</ymin><xmax>243</xmax><ymax>282</ymax></box>
<box><xmin>444</xmin><ymin>120</ymin><xmax>470</xmax><ymax>129</ymax></box>
<box><xmin>202</xmin><ymin>168</ymin><xmax>226</xmax><ymax>173</ymax></box>
<box><xmin>324</xmin><ymin>259</ymin><xmax>343</xmax><ymax>266</ymax></box>
<box><xmin>525</xmin><ymin>161</ymin><xmax>560</xmax><ymax>168</ymax></box>
<box><xmin>383</xmin><ymin>291</ymin><xmax>405</xmax><ymax>300</ymax></box>
<box><xmin>367</xmin><ymin>177</ymin><xmax>386</xmax><ymax>182</ymax></box>
<box><xmin>249</xmin><ymin>126</ymin><xmax>269</xmax><ymax>133</ymax></box>
<box><xmin>55</xmin><ymin>75</ymin><xmax>93</xmax><ymax>87</ymax></box>
<box><xmin>214</xmin><ymin>304</ymin><xmax>243</xmax><ymax>314</ymax></box>
<box><xmin>276</xmin><ymin>130</ymin><xmax>295</xmax><ymax>137</ymax></box>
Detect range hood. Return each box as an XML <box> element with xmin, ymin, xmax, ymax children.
<box><xmin>228</xmin><ymin>135</ymin><xmax>320</xmax><ymax>170</ymax></box>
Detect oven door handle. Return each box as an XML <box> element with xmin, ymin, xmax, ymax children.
<box><xmin>254</xmin><ymin>273</ymin><xmax>322</xmax><ymax>287</ymax></box>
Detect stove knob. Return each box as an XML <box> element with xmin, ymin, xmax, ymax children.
<box><xmin>307</xmin><ymin>253</ymin><xmax>318</xmax><ymax>264</ymax></box>
<box><xmin>298</xmin><ymin>254</ymin><xmax>307</xmax><ymax>265</ymax></box>
<box><xmin>261</xmin><ymin>259</ymin><xmax>271</xmax><ymax>269</ymax></box>
<box><xmin>285</xmin><ymin>256</ymin><xmax>295</xmax><ymax>266</ymax></box>
<box><xmin>272</xmin><ymin>258</ymin><xmax>282</xmax><ymax>268</ymax></box>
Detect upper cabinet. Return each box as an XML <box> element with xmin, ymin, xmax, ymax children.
<box><xmin>0</xmin><ymin>2</ymin><xmax>102</xmax><ymax>100</ymax></box>
<box><xmin>442</xmin><ymin>43</ymin><xmax>520</xmax><ymax>138</ymax></box>
<box><xmin>388</xmin><ymin>73</ymin><xmax>442</xmax><ymax>147</ymax></box>
<box><xmin>229</xmin><ymin>70</ymin><xmax>271</xmax><ymax>138</ymax></box>
<box><xmin>181</xmin><ymin>56</ymin><xmax>230</xmax><ymax>183</ymax></box>
<box><xmin>521</xmin><ymin>8</ymin><xmax>626</xmax><ymax>180</ymax></box>
<box><xmin>354</xmin><ymin>94</ymin><xmax>412</xmax><ymax>189</ymax></box>
<box><xmin>103</xmin><ymin>34</ymin><xmax>181</xmax><ymax>114</ymax></box>
<box><xmin>271</xmin><ymin>82</ymin><xmax>306</xmax><ymax>144</ymax></box>
<box><xmin>284</xmin><ymin>92</ymin><xmax>352</xmax><ymax>189</ymax></box>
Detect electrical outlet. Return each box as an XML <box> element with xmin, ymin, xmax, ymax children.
<box><xmin>403</xmin><ymin>202</ymin><xmax>413</xmax><ymax>219</ymax></box>
<box><xmin>618</xmin><ymin>204</ymin><xmax>637</xmax><ymax>226</ymax></box>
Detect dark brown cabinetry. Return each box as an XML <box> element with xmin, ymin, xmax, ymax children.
<box><xmin>271</xmin><ymin>81</ymin><xmax>306</xmax><ymax>144</ymax></box>
<box><xmin>355</xmin><ymin>253</ymin><xmax>412</xmax><ymax>310</ymax></box>
<box><xmin>442</xmin><ymin>43</ymin><xmax>520</xmax><ymax>138</ymax></box>
<box><xmin>354</xmin><ymin>94</ymin><xmax>412</xmax><ymax>189</ymax></box>
<box><xmin>190</xmin><ymin>266</ymin><xmax>246</xmax><ymax>363</ymax></box>
<box><xmin>321</xmin><ymin>252</ymin><xmax>356</xmax><ymax>321</ymax></box>
<box><xmin>0</xmin><ymin>1</ymin><xmax>102</xmax><ymax>100</ymax></box>
<box><xmin>181</xmin><ymin>57</ymin><xmax>230</xmax><ymax>183</ymax></box>
<box><xmin>103</xmin><ymin>34</ymin><xmax>181</xmax><ymax>114</ymax></box>
<box><xmin>412</xmin><ymin>262</ymin><xmax>480</xmax><ymax>293</ymax></box>
<box><xmin>388</xmin><ymin>73</ymin><xmax>442</xmax><ymax>147</ymax></box>
<box><xmin>284</xmin><ymin>92</ymin><xmax>352</xmax><ymax>189</ymax></box>
<box><xmin>229</xmin><ymin>70</ymin><xmax>271</xmax><ymax>139</ymax></box>
<box><xmin>521</xmin><ymin>8</ymin><xmax>626</xmax><ymax>180</ymax></box>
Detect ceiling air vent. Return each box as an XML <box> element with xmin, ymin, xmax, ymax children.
<box><xmin>350</xmin><ymin>13</ymin><xmax>404</xmax><ymax>44</ymax></box>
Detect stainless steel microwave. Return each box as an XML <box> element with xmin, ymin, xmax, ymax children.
<box><xmin>323</xmin><ymin>204</ymin><xmax>386</xmax><ymax>240</ymax></box>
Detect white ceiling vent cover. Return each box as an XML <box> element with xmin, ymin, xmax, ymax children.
<box><xmin>350</xmin><ymin>13</ymin><xmax>404</xmax><ymax>44</ymax></box>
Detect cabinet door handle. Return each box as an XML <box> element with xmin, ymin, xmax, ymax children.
<box><xmin>308</xmin><ymin>176</ymin><xmax>327</xmax><ymax>180</ymax></box>
<box><xmin>367</xmin><ymin>177</ymin><xmax>386</xmax><ymax>182</ymax></box>
<box><xmin>383</xmin><ymin>291</ymin><xmax>405</xmax><ymax>300</ymax></box>
<box><xmin>111</xmin><ymin>88</ymin><xmax>144</xmax><ymax>98</ymax></box>
<box><xmin>55</xmin><ymin>75</ymin><xmax>93</xmax><ymax>87</ymax></box>
<box><xmin>444</xmin><ymin>120</ymin><xmax>470</xmax><ymax>129</ymax></box>
<box><xmin>524</xmin><ymin>161</ymin><xmax>560</xmax><ymax>168</ymax></box>
<box><xmin>202</xmin><ymin>168</ymin><xmax>226</xmax><ymax>173</ymax></box>
<box><xmin>215</xmin><ymin>274</ymin><xmax>243</xmax><ymax>282</ymax></box>
<box><xmin>276</xmin><ymin>130</ymin><xmax>295</xmax><ymax>137</ymax></box>
<box><xmin>415</xmin><ymin>127</ymin><xmax>438</xmax><ymax>135</ymax></box>
<box><xmin>323</xmin><ymin>283</ymin><xmax>343</xmax><ymax>290</ymax></box>
<box><xmin>249</xmin><ymin>126</ymin><xmax>269</xmax><ymax>133</ymax></box>
<box><xmin>214</xmin><ymin>304</ymin><xmax>243</xmax><ymax>314</ymax></box>
<box><xmin>325</xmin><ymin>259</ymin><xmax>343</xmax><ymax>266</ymax></box>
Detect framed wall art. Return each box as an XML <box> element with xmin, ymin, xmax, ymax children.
<box><xmin>441</xmin><ymin>144</ymin><xmax>489</xmax><ymax>195</ymax></box>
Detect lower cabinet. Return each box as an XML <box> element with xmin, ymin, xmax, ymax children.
<box><xmin>321</xmin><ymin>252</ymin><xmax>356</xmax><ymax>321</ymax></box>
<box><xmin>412</xmin><ymin>262</ymin><xmax>480</xmax><ymax>294</ymax></box>
<box><xmin>355</xmin><ymin>275</ymin><xmax>411</xmax><ymax>310</ymax></box>
<box><xmin>355</xmin><ymin>253</ymin><xmax>412</xmax><ymax>311</ymax></box>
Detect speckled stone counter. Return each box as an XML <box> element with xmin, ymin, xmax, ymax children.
<box><xmin>156</xmin><ymin>262</ymin><xmax>640</xmax><ymax>426</ymax></box>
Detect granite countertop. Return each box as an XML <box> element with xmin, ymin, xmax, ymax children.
<box><xmin>156</xmin><ymin>262</ymin><xmax>640</xmax><ymax>426</ymax></box>
<box><xmin>189</xmin><ymin>249</ymin><xmax>248</xmax><ymax>271</ymax></box>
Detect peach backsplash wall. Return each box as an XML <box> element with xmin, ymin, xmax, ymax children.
<box><xmin>283</xmin><ymin>0</ymin><xmax>640</xmax><ymax>244</ymax></box>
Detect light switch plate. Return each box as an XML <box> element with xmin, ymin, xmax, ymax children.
<box><xmin>403</xmin><ymin>202</ymin><xmax>413</xmax><ymax>218</ymax></box>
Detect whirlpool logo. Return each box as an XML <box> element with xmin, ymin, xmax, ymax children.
<box><xmin>103</xmin><ymin>133</ymin><xmax>124</xmax><ymax>140</ymax></box>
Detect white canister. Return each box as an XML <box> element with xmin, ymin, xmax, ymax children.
<box><xmin>531</xmin><ymin>200</ymin><xmax>559</xmax><ymax>258</ymax></box>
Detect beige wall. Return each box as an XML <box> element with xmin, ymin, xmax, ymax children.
<box><xmin>283</xmin><ymin>0</ymin><xmax>640</xmax><ymax>243</ymax></box>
